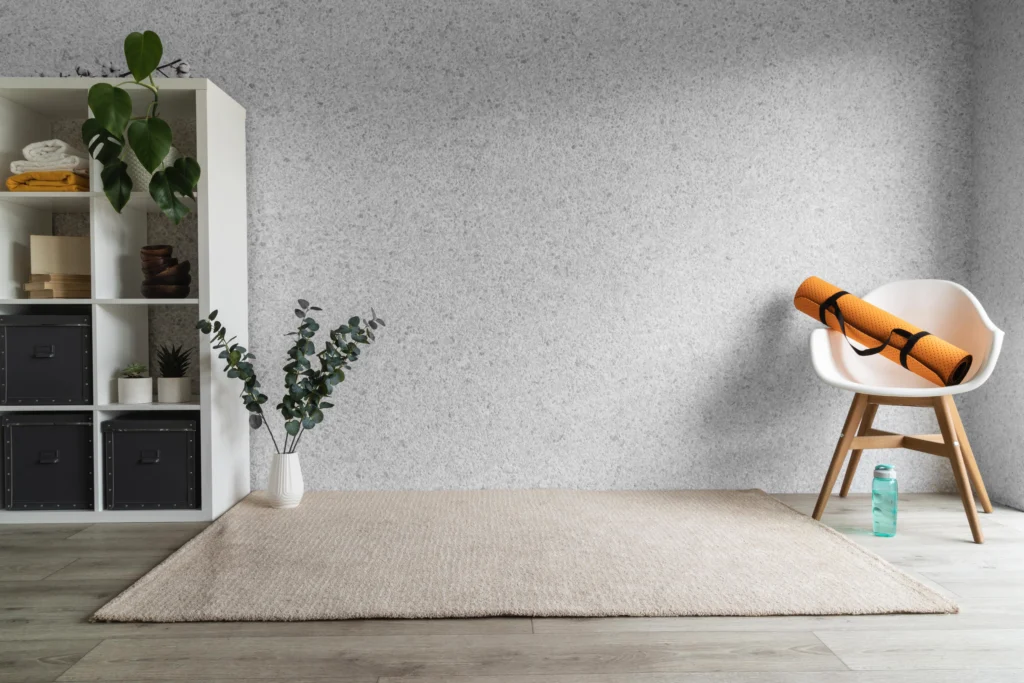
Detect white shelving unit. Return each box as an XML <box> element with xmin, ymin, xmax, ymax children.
<box><xmin>0</xmin><ymin>77</ymin><xmax>250</xmax><ymax>523</ymax></box>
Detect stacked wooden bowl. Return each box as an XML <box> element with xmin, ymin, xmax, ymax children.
<box><xmin>141</xmin><ymin>245</ymin><xmax>192</xmax><ymax>298</ymax></box>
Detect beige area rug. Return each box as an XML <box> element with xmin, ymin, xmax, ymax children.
<box><xmin>93</xmin><ymin>489</ymin><xmax>956</xmax><ymax>621</ymax></box>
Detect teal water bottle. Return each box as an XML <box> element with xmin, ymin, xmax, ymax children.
<box><xmin>872</xmin><ymin>464</ymin><xmax>898</xmax><ymax>537</ymax></box>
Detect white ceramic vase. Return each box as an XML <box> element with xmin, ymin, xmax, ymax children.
<box><xmin>157</xmin><ymin>377</ymin><xmax>192</xmax><ymax>403</ymax></box>
<box><xmin>267</xmin><ymin>452</ymin><xmax>304</xmax><ymax>509</ymax></box>
<box><xmin>117</xmin><ymin>377</ymin><xmax>153</xmax><ymax>404</ymax></box>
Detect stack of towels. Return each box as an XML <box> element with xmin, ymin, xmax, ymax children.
<box><xmin>6</xmin><ymin>139</ymin><xmax>91</xmax><ymax>192</ymax></box>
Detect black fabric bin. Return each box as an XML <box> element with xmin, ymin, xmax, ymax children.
<box><xmin>102</xmin><ymin>415</ymin><xmax>198</xmax><ymax>510</ymax></box>
<box><xmin>2</xmin><ymin>412</ymin><xmax>94</xmax><ymax>510</ymax></box>
<box><xmin>0</xmin><ymin>315</ymin><xmax>91</xmax><ymax>405</ymax></box>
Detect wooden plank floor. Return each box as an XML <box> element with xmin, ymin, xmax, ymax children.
<box><xmin>1</xmin><ymin>493</ymin><xmax>1023</xmax><ymax>682</ymax></box>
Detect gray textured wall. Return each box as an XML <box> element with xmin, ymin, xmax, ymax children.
<box><xmin>965</xmin><ymin>0</ymin><xmax>1024</xmax><ymax>509</ymax></box>
<box><xmin>2</xmin><ymin>1</ymin><xmax>977</xmax><ymax>493</ymax></box>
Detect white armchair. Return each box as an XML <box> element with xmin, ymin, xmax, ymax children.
<box><xmin>809</xmin><ymin>280</ymin><xmax>1003</xmax><ymax>543</ymax></box>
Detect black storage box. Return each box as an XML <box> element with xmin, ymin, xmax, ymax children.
<box><xmin>102</xmin><ymin>415</ymin><xmax>199</xmax><ymax>510</ymax></box>
<box><xmin>2</xmin><ymin>413</ymin><xmax>94</xmax><ymax>510</ymax></box>
<box><xmin>0</xmin><ymin>315</ymin><xmax>92</xmax><ymax>405</ymax></box>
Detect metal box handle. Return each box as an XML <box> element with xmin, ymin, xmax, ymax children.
<box><xmin>37</xmin><ymin>450</ymin><xmax>59</xmax><ymax>464</ymax></box>
<box><xmin>139</xmin><ymin>449</ymin><xmax>161</xmax><ymax>464</ymax></box>
<box><xmin>32</xmin><ymin>344</ymin><xmax>55</xmax><ymax>358</ymax></box>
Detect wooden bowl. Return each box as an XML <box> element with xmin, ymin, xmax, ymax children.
<box><xmin>142</xmin><ymin>258</ymin><xmax>178</xmax><ymax>275</ymax></box>
<box><xmin>140</xmin><ymin>245</ymin><xmax>174</xmax><ymax>257</ymax></box>
<box><xmin>149</xmin><ymin>261</ymin><xmax>191</xmax><ymax>280</ymax></box>
<box><xmin>141</xmin><ymin>284</ymin><xmax>191</xmax><ymax>299</ymax></box>
<box><xmin>144</xmin><ymin>272</ymin><xmax>192</xmax><ymax>286</ymax></box>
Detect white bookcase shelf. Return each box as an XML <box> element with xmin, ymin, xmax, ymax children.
<box><xmin>0</xmin><ymin>77</ymin><xmax>250</xmax><ymax>523</ymax></box>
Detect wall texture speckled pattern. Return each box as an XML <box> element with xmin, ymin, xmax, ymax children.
<box><xmin>966</xmin><ymin>0</ymin><xmax>1024</xmax><ymax>510</ymax></box>
<box><xmin>2</xmin><ymin>1</ymin><xmax>990</xmax><ymax>494</ymax></box>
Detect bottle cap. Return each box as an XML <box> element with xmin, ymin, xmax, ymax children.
<box><xmin>874</xmin><ymin>464</ymin><xmax>896</xmax><ymax>479</ymax></box>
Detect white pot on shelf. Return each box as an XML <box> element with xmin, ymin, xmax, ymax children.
<box><xmin>157</xmin><ymin>377</ymin><xmax>192</xmax><ymax>403</ymax></box>
<box><xmin>117</xmin><ymin>377</ymin><xmax>153</xmax><ymax>404</ymax></box>
<box><xmin>267</xmin><ymin>452</ymin><xmax>304</xmax><ymax>509</ymax></box>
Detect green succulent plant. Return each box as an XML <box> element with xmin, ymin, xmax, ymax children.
<box><xmin>157</xmin><ymin>343</ymin><xmax>193</xmax><ymax>378</ymax></box>
<box><xmin>81</xmin><ymin>30</ymin><xmax>200</xmax><ymax>224</ymax></box>
<box><xmin>196</xmin><ymin>301</ymin><xmax>384</xmax><ymax>454</ymax></box>
<box><xmin>119</xmin><ymin>363</ymin><xmax>148</xmax><ymax>379</ymax></box>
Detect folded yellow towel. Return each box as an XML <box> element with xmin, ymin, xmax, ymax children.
<box><xmin>5</xmin><ymin>171</ymin><xmax>90</xmax><ymax>192</ymax></box>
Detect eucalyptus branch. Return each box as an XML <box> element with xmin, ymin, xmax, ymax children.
<box><xmin>197</xmin><ymin>302</ymin><xmax>384</xmax><ymax>457</ymax></box>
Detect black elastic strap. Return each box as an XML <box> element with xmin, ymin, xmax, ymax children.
<box><xmin>820</xmin><ymin>295</ymin><xmax>929</xmax><ymax>368</ymax></box>
<box><xmin>899</xmin><ymin>331</ymin><xmax>931</xmax><ymax>369</ymax></box>
<box><xmin>819</xmin><ymin>291</ymin><xmax>848</xmax><ymax>324</ymax></box>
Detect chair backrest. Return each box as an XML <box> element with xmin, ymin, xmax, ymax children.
<box><xmin>859</xmin><ymin>279</ymin><xmax>1002</xmax><ymax>386</ymax></box>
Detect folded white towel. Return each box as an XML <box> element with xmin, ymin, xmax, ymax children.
<box><xmin>22</xmin><ymin>139</ymin><xmax>89</xmax><ymax>162</ymax></box>
<box><xmin>10</xmin><ymin>157</ymin><xmax>91</xmax><ymax>175</ymax></box>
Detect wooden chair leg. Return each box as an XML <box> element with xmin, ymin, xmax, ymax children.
<box><xmin>813</xmin><ymin>393</ymin><xmax>869</xmax><ymax>520</ymax></box>
<box><xmin>945</xmin><ymin>396</ymin><xmax>993</xmax><ymax>513</ymax></box>
<box><xmin>934</xmin><ymin>397</ymin><xmax>984</xmax><ymax>544</ymax></box>
<box><xmin>840</xmin><ymin>402</ymin><xmax>879</xmax><ymax>497</ymax></box>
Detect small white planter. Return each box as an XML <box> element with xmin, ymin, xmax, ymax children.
<box><xmin>117</xmin><ymin>377</ymin><xmax>153</xmax><ymax>404</ymax></box>
<box><xmin>267</xmin><ymin>452</ymin><xmax>304</xmax><ymax>509</ymax></box>
<box><xmin>158</xmin><ymin>377</ymin><xmax>192</xmax><ymax>403</ymax></box>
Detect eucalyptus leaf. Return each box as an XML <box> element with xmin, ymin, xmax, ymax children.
<box><xmin>285</xmin><ymin>420</ymin><xmax>301</xmax><ymax>436</ymax></box>
<box><xmin>124</xmin><ymin>30</ymin><xmax>163</xmax><ymax>81</ymax></box>
<box><xmin>249</xmin><ymin>414</ymin><xmax>263</xmax><ymax>430</ymax></box>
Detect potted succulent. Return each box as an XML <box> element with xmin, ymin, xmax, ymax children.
<box><xmin>117</xmin><ymin>363</ymin><xmax>152</xmax><ymax>404</ymax></box>
<box><xmin>196</xmin><ymin>300</ymin><xmax>384</xmax><ymax>508</ymax></box>
<box><xmin>157</xmin><ymin>343</ymin><xmax>194</xmax><ymax>403</ymax></box>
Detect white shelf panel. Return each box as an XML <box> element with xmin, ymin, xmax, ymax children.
<box><xmin>0</xmin><ymin>191</ymin><xmax>196</xmax><ymax>215</ymax></box>
<box><xmin>0</xmin><ymin>76</ymin><xmax>205</xmax><ymax>119</ymax></box>
<box><xmin>95</xmin><ymin>298</ymin><xmax>199</xmax><ymax>305</ymax></box>
<box><xmin>97</xmin><ymin>402</ymin><xmax>201</xmax><ymax>411</ymax></box>
<box><xmin>0</xmin><ymin>403</ymin><xmax>200</xmax><ymax>411</ymax></box>
<box><xmin>0</xmin><ymin>404</ymin><xmax>92</xmax><ymax>411</ymax></box>
<box><xmin>0</xmin><ymin>508</ymin><xmax>210</xmax><ymax>524</ymax></box>
<box><xmin>0</xmin><ymin>299</ymin><xmax>197</xmax><ymax>305</ymax></box>
<box><xmin>0</xmin><ymin>299</ymin><xmax>93</xmax><ymax>305</ymax></box>
<box><xmin>0</xmin><ymin>191</ymin><xmax>91</xmax><ymax>212</ymax></box>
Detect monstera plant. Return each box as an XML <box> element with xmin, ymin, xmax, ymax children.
<box><xmin>81</xmin><ymin>30</ymin><xmax>199</xmax><ymax>224</ymax></box>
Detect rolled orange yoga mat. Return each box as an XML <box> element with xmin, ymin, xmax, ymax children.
<box><xmin>794</xmin><ymin>276</ymin><xmax>972</xmax><ymax>387</ymax></box>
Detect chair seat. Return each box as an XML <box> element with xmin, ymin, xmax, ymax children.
<box><xmin>808</xmin><ymin>280</ymin><xmax>1003</xmax><ymax>398</ymax></box>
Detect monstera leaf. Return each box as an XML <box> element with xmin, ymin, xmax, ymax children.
<box><xmin>127</xmin><ymin>118</ymin><xmax>171</xmax><ymax>173</ymax></box>
<box><xmin>124</xmin><ymin>30</ymin><xmax>163</xmax><ymax>82</ymax></box>
<box><xmin>87</xmin><ymin>83</ymin><xmax>131</xmax><ymax>135</ymax></box>
<box><xmin>100</xmin><ymin>161</ymin><xmax>133</xmax><ymax>213</ymax></box>
<box><xmin>149</xmin><ymin>170</ymin><xmax>191</xmax><ymax>224</ymax></box>
<box><xmin>81</xmin><ymin>119</ymin><xmax>123</xmax><ymax>164</ymax></box>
